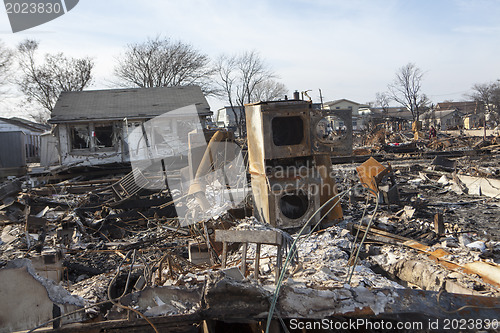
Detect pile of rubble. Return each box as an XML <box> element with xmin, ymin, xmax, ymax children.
<box><xmin>1</xmin><ymin>149</ymin><xmax>500</xmax><ymax>332</ymax></box>
<box><xmin>354</xmin><ymin>126</ymin><xmax>500</xmax><ymax>155</ymax></box>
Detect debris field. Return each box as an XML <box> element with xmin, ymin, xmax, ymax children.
<box><xmin>1</xmin><ymin>100</ymin><xmax>500</xmax><ymax>333</ymax></box>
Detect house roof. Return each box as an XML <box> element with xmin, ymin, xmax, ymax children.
<box><xmin>0</xmin><ymin>117</ymin><xmax>50</xmax><ymax>132</ymax></box>
<box><xmin>324</xmin><ymin>99</ymin><xmax>362</xmax><ymax>106</ymax></box>
<box><xmin>435</xmin><ymin>101</ymin><xmax>479</xmax><ymax>113</ymax></box>
<box><xmin>49</xmin><ymin>85</ymin><xmax>212</xmax><ymax>123</ymax></box>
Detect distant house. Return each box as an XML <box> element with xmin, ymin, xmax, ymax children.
<box><xmin>435</xmin><ymin>101</ymin><xmax>481</xmax><ymax>114</ymax></box>
<box><xmin>434</xmin><ymin>101</ymin><xmax>485</xmax><ymax>130</ymax></box>
<box><xmin>0</xmin><ymin>117</ymin><xmax>49</xmax><ymax>176</ymax></box>
<box><xmin>323</xmin><ymin>99</ymin><xmax>368</xmax><ymax>130</ymax></box>
<box><xmin>422</xmin><ymin>109</ymin><xmax>463</xmax><ymax>130</ymax></box>
<box><xmin>214</xmin><ymin>106</ymin><xmax>244</xmax><ymax>129</ymax></box>
<box><xmin>47</xmin><ymin>86</ymin><xmax>212</xmax><ymax>167</ymax></box>
<box><xmin>463</xmin><ymin>113</ymin><xmax>483</xmax><ymax>130</ymax></box>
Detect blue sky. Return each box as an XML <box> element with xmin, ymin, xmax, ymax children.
<box><xmin>1</xmin><ymin>0</ymin><xmax>500</xmax><ymax>118</ymax></box>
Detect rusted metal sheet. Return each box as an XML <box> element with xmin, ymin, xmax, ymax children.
<box><xmin>356</xmin><ymin>157</ymin><xmax>390</xmax><ymax>194</ymax></box>
<box><xmin>356</xmin><ymin>157</ymin><xmax>399</xmax><ymax>203</ymax></box>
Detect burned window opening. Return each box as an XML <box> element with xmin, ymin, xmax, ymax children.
<box><xmin>70</xmin><ymin>125</ymin><xmax>90</xmax><ymax>150</ymax></box>
<box><xmin>94</xmin><ymin>124</ymin><xmax>114</xmax><ymax>148</ymax></box>
<box><xmin>177</xmin><ymin>119</ymin><xmax>196</xmax><ymax>143</ymax></box>
<box><xmin>279</xmin><ymin>191</ymin><xmax>309</xmax><ymax>219</ymax></box>
<box><xmin>272</xmin><ymin>116</ymin><xmax>304</xmax><ymax>146</ymax></box>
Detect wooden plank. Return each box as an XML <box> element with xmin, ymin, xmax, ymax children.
<box><xmin>221</xmin><ymin>242</ymin><xmax>227</xmax><ymax>269</ymax></box>
<box><xmin>255</xmin><ymin>243</ymin><xmax>261</xmax><ymax>281</ymax></box>
<box><xmin>434</xmin><ymin>213</ymin><xmax>444</xmax><ymax>235</ymax></box>
<box><xmin>275</xmin><ymin>245</ymin><xmax>282</xmax><ymax>284</ymax></box>
<box><xmin>241</xmin><ymin>243</ymin><xmax>247</xmax><ymax>277</ymax></box>
<box><xmin>350</xmin><ymin>224</ymin><xmax>413</xmax><ymax>244</ymax></box>
<box><xmin>464</xmin><ymin>262</ymin><xmax>500</xmax><ymax>288</ymax></box>
<box><xmin>215</xmin><ymin>230</ymin><xmax>282</xmax><ymax>246</ymax></box>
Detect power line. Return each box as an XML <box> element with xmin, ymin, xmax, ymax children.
<box><xmin>428</xmin><ymin>90</ymin><xmax>469</xmax><ymax>97</ymax></box>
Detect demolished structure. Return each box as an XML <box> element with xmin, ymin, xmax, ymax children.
<box><xmin>43</xmin><ymin>86</ymin><xmax>212</xmax><ymax>168</ymax></box>
<box><xmin>1</xmin><ymin>90</ymin><xmax>500</xmax><ymax>332</ymax></box>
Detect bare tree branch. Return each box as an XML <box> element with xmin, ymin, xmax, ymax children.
<box><xmin>0</xmin><ymin>40</ymin><xmax>13</xmax><ymax>95</ymax></box>
<box><xmin>16</xmin><ymin>39</ymin><xmax>94</xmax><ymax>121</ymax></box>
<box><xmin>252</xmin><ymin>80</ymin><xmax>288</xmax><ymax>102</ymax></box>
<box><xmin>375</xmin><ymin>92</ymin><xmax>390</xmax><ymax>114</ymax></box>
<box><xmin>215</xmin><ymin>50</ymin><xmax>286</xmax><ymax>137</ymax></box>
<box><xmin>387</xmin><ymin>63</ymin><xmax>428</xmax><ymax>121</ymax></box>
<box><xmin>114</xmin><ymin>36</ymin><xmax>219</xmax><ymax>96</ymax></box>
<box><xmin>467</xmin><ymin>81</ymin><xmax>500</xmax><ymax>122</ymax></box>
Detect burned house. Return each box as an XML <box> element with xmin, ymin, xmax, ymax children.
<box><xmin>46</xmin><ymin>86</ymin><xmax>212</xmax><ymax>167</ymax></box>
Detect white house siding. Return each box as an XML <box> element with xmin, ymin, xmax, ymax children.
<box><xmin>324</xmin><ymin>100</ymin><xmax>364</xmax><ymax>131</ymax></box>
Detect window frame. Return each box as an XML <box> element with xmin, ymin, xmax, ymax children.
<box><xmin>68</xmin><ymin>121</ymin><xmax>120</xmax><ymax>154</ymax></box>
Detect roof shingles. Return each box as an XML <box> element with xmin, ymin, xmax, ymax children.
<box><xmin>49</xmin><ymin>86</ymin><xmax>211</xmax><ymax>123</ymax></box>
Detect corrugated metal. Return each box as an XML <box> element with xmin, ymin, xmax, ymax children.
<box><xmin>0</xmin><ymin>131</ymin><xmax>26</xmax><ymax>168</ymax></box>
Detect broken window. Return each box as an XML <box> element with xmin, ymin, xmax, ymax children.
<box><xmin>93</xmin><ymin>124</ymin><xmax>114</xmax><ymax>149</ymax></box>
<box><xmin>70</xmin><ymin>125</ymin><xmax>90</xmax><ymax>150</ymax></box>
<box><xmin>272</xmin><ymin>116</ymin><xmax>304</xmax><ymax>146</ymax></box>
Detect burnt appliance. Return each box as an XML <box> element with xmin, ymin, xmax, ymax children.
<box><xmin>245</xmin><ymin>100</ymin><xmax>352</xmax><ymax>229</ymax></box>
